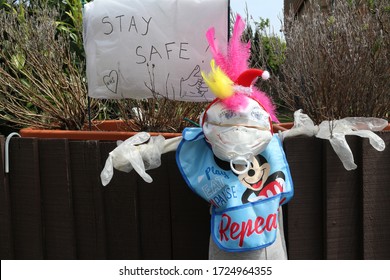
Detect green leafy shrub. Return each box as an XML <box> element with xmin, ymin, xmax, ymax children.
<box><xmin>0</xmin><ymin>3</ymin><xmax>94</xmax><ymax>130</ymax></box>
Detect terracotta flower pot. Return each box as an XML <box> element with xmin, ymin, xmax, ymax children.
<box><xmin>18</xmin><ymin>120</ymin><xmax>390</xmax><ymax>141</ymax></box>
<box><xmin>272</xmin><ymin>122</ymin><xmax>294</xmax><ymax>132</ymax></box>
<box><xmin>272</xmin><ymin>122</ymin><xmax>390</xmax><ymax>132</ymax></box>
<box><xmin>19</xmin><ymin>120</ymin><xmax>182</xmax><ymax>141</ymax></box>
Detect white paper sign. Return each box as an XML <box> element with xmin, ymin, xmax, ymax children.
<box><xmin>83</xmin><ymin>0</ymin><xmax>228</xmax><ymax>101</ymax></box>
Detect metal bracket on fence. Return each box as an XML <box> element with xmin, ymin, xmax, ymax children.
<box><xmin>5</xmin><ymin>132</ymin><xmax>21</xmax><ymax>174</ymax></box>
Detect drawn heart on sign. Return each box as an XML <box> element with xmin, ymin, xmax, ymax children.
<box><xmin>103</xmin><ymin>70</ymin><xmax>118</xmax><ymax>94</ymax></box>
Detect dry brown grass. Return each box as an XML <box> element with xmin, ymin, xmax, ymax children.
<box><xmin>273</xmin><ymin>0</ymin><xmax>390</xmax><ymax>123</ymax></box>
<box><xmin>115</xmin><ymin>98</ymin><xmax>206</xmax><ymax>133</ymax></box>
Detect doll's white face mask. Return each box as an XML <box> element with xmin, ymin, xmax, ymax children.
<box><xmin>201</xmin><ymin>99</ymin><xmax>273</xmax><ymax>175</ymax></box>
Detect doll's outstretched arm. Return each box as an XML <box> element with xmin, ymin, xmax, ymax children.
<box><xmin>101</xmin><ymin>133</ymin><xmax>182</xmax><ymax>186</ymax></box>
<box><xmin>277</xmin><ymin>110</ymin><xmax>387</xmax><ymax>170</ymax></box>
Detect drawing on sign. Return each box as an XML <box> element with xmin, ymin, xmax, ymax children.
<box><xmin>103</xmin><ymin>70</ymin><xmax>119</xmax><ymax>94</ymax></box>
<box><xmin>143</xmin><ymin>63</ymin><xmax>208</xmax><ymax>98</ymax></box>
<box><xmin>144</xmin><ymin>63</ymin><xmax>157</xmax><ymax>94</ymax></box>
<box><xmin>180</xmin><ymin>65</ymin><xmax>208</xmax><ymax>98</ymax></box>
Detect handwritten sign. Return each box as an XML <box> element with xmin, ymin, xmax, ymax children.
<box><xmin>83</xmin><ymin>0</ymin><xmax>228</xmax><ymax>101</ymax></box>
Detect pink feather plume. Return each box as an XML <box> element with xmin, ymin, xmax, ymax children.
<box><xmin>227</xmin><ymin>15</ymin><xmax>251</xmax><ymax>81</ymax></box>
<box><xmin>205</xmin><ymin>14</ymin><xmax>279</xmax><ymax>123</ymax></box>
<box><xmin>205</xmin><ymin>15</ymin><xmax>250</xmax><ymax>81</ymax></box>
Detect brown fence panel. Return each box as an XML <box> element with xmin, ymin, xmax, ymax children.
<box><xmin>1</xmin><ymin>132</ymin><xmax>389</xmax><ymax>260</ymax></box>
<box><xmin>284</xmin><ymin>136</ymin><xmax>324</xmax><ymax>260</ymax></box>
<box><xmin>167</xmin><ymin>152</ymin><xmax>210</xmax><ymax>260</ymax></box>
<box><xmin>323</xmin><ymin>136</ymin><xmax>363</xmax><ymax>259</ymax></box>
<box><xmin>137</xmin><ymin>155</ymin><xmax>173</xmax><ymax>260</ymax></box>
<box><xmin>38</xmin><ymin>139</ymin><xmax>77</xmax><ymax>259</ymax></box>
<box><xmin>69</xmin><ymin>141</ymin><xmax>107</xmax><ymax>259</ymax></box>
<box><xmin>99</xmin><ymin>142</ymin><xmax>141</xmax><ymax>259</ymax></box>
<box><xmin>8</xmin><ymin>138</ymin><xmax>43</xmax><ymax>259</ymax></box>
<box><xmin>362</xmin><ymin>132</ymin><xmax>390</xmax><ymax>259</ymax></box>
<box><xmin>0</xmin><ymin>136</ymin><xmax>14</xmax><ymax>259</ymax></box>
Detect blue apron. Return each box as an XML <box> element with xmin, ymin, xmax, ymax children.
<box><xmin>176</xmin><ymin>127</ymin><xmax>294</xmax><ymax>252</ymax></box>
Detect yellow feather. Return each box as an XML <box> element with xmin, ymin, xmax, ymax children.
<box><xmin>201</xmin><ymin>60</ymin><xmax>234</xmax><ymax>99</ymax></box>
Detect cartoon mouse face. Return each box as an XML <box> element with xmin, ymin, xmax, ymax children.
<box><xmin>213</xmin><ymin>153</ymin><xmax>286</xmax><ymax>204</ymax></box>
<box><xmin>236</xmin><ymin>155</ymin><xmax>270</xmax><ymax>192</ymax></box>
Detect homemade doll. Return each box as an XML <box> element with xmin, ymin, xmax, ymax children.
<box><xmin>175</xmin><ymin>15</ymin><xmax>293</xmax><ymax>259</ymax></box>
<box><xmin>101</xmin><ymin>15</ymin><xmax>294</xmax><ymax>260</ymax></box>
<box><xmin>101</xmin><ymin>15</ymin><xmax>388</xmax><ymax>260</ymax></box>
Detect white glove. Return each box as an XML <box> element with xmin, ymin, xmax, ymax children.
<box><xmin>282</xmin><ymin>110</ymin><xmax>387</xmax><ymax>170</ymax></box>
<box><xmin>316</xmin><ymin>118</ymin><xmax>387</xmax><ymax>170</ymax></box>
<box><xmin>101</xmin><ymin>132</ymin><xmax>182</xmax><ymax>186</ymax></box>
